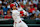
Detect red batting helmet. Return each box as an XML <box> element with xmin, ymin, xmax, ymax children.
<box><xmin>10</xmin><ymin>3</ymin><xmax>15</xmax><ymax>8</ymax></box>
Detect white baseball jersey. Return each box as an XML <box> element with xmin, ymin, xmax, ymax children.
<box><xmin>12</xmin><ymin>10</ymin><xmax>22</xmax><ymax>23</ymax></box>
<box><xmin>12</xmin><ymin>10</ymin><xmax>28</xmax><ymax>27</ymax></box>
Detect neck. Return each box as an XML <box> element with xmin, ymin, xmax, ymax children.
<box><xmin>13</xmin><ymin>9</ymin><xmax>16</xmax><ymax>10</ymax></box>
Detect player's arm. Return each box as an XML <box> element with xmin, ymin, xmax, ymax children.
<box><xmin>20</xmin><ymin>7</ymin><xmax>27</xmax><ymax>15</ymax></box>
<box><xmin>23</xmin><ymin>10</ymin><xmax>27</xmax><ymax>15</ymax></box>
<box><xmin>20</xmin><ymin>7</ymin><xmax>29</xmax><ymax>16</ymax></box>
<box><xmin>23</xmin><ymin>10</ymin><xmax>29</xmax><ymax>16</ymax></box>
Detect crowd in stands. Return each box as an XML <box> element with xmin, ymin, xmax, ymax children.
<box><xmin>0</xmin><ymin>0</ymin><xmax>40</xmax><ymax>20</ymax></box>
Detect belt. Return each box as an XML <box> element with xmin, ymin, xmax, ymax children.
<box><xmin>19</xmin><ymin>21</ymin><xmax>21</xmax><ymax>23</ymax></box>
<box><xmin>15</xmin><ymin>21</ymin><xmax>21</xmax><ymax>24</ymax></box>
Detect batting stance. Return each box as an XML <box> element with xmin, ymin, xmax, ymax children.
<box><xmin>10</xmin><ymin>4</ymin><xmax>28</xmax><ymax>27</ymax></box>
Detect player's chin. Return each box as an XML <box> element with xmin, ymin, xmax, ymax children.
<box><xmin>14</xmin><ymin>8</ymin><xmax>16</xmax><ymax>9</ymax></box>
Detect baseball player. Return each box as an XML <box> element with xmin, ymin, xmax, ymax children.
<box><xmin>10</xmin><ymin>4</ymin><xmax>28</xmax><ymax>27</ymax></box>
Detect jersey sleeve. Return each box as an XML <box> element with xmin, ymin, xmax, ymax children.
<box><xmin>22</xmin><ymin>9</ymin><xmax>29</xmax><ymax>16</ymax></box>
<box><xmin>23</xmin><ymin>10</ymin><xmax>27</xmax><ymax>15</ymax></box>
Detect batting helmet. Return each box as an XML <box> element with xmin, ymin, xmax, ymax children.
<box><xmin>10</xmin><ymin>3</ymin><xmax>15</xmax><ymax>8</ymax></box>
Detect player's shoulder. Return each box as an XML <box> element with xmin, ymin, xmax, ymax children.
<box><xmin>12</xmin><ymin>10</ymin><xmax>18</xmax><ymax>12</ymax></box>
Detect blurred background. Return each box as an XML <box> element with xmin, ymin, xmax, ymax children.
<box><xmin>0</xmin><ymin>0</ymin><xmax>40</xmax><ymax>27</ymax></box>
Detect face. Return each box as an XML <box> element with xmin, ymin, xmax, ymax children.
<box><xmin>7</xmin><ymin>10</ymin><xmax>10</xmax><ymax>15</ymax></box>
<box><xmin>35</xmin><ymin>0</ymin><xmax>37</xmax><ymax>1</ymax></box>
<box><xmin>27</xmin><ymin>7</ymin><xmax>30</xmax><ymax>11</ymax></box>
<box><xmin>0</xmin><ymin>4</ymin><xmax>2</xmax><ymax>9</ymax></box>
<box><xmin>27</xmin><ymin>7</ymin><xmax>30</xmax><ymax>9</ymax></box>
<box><xmin>4</xmin><ymin>0</ymin><xmax>7</xmax><ymax>2</ymax></box>
<box><xmin>31</xmin><ymin>6</ymin><xmax>33</xmax><ymax>8</ymax></box>
<box><xmin>35</xmin><ymin>8</ymin><xmax>37</xmax><ymax>11</ymax></box>
<box><xmin>12</xmin><ymin>6</ymin><xmax>16</xmax><ymax>10</ymax></box>
<box><xmin>38</xmin><ymin>14</ymin><xmax>40</xmax><ymax>18</ymax></box>
<box><xmin>34</xmin><ymin>13</ymin><xmax>37</xmax><ymax>17</ymax></box>
<box><xmin>16</xmin><ymin>0</ymin><xmax>19</xmax><ymax>2</ymax></box>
